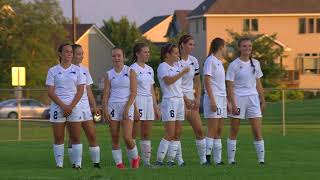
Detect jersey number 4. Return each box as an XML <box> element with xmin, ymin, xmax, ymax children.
<box><xmin>110</xmin><ymin>109</ymin><xmax>115</xmax><ymax>117</ymax></box>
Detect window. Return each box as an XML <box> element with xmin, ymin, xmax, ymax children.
<box><xmin>308</xmin><ymin>18</ymin><xmax>314</xmax><ymax>33</ymax></box>
<box><xmin>251</xmin><ymin>19</ymin><xmax>259</xmax><ymax>31</ymax></box>
<box><xmin>243</xmin><ymin>19</ymin><xmax>258</xmax><ymax>32</ymax></box>
<box><xmin>299</xmin><ymin>18</ymin><xmax>306</xmax><ymax>34</ymax></box>
<box><xmin>297</xmin><ymin>53</ymin><xmax>320</xmax><ymax>74</ymax></box>
<box><xmin>202</xmin><ymin>17</ymin><xmax>206</xmax><ymax>31</ymax></box>
<box><xmin>243</xmin><ymin>19</ymin><xmax>250</xmax><ymax>31</ymax></box>
<box><xmin>317</xmin><ymin>18</ymin><xmax>320</xmax><ymax>33</ymax></box>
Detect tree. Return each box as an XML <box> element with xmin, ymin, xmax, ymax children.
<box><xmin>0</xmin><ymin>0</ymin><xmax>68</xmax><ymax>88</ymax></box>
<box><xmin>226</xmin><ymin>31</ymin><xmax>285</xmax><ymax>88</ymax></box>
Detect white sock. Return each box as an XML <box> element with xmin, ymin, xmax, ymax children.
<box><xmin>72</xmin><ymin>144</ymin><xmax>83</xmax><ymax>167</ymax></box>
<box><xmin>89</xmin><ymin>146</ymin><xmax>100</xmax><ymax>163</ymax></box>
<box><xmin>213</xmin><ymin>139</ymin><xmax>222</xmax><ymax>164</ymax></box>
<box><xmin>112</xmin><ymin>149</ymin><xmax>123</xmax><ymax>165</ymax></box>
<box><xmin>156</xmin><ymin>138</ymin><xmax>170</xmax><ymax>162</ymax></box>
<box><xmin>53</xmin><ymin>144</ymin><xmax>64</xmax><ymax>167</ymax></box>
<box><xmin>227</xmin><ymin>138</ymin><xmax>237</xmax><ymax>164</ymax></box>
<box><xmin>206</xmin><ymin>137</ymin><xmax>214</xmax><ymax>156</ymax></box>
<box><xmin>167</xmin><ymin>141</ymin><xmax>179</xmax><ymax>162</ymax></box>
<box><xmin>196</xmin><ymin>139</ymin><xmax>207</xmax><ymax>164</ymax></box>
<box><xmin>68</xmin><ymin>147</ymin><xmax>73</xmax><ymax>165</ymax></box>
<box><xmin>254</xmin><ymin>140</ymin><xmax>265</xmax><ymax>163</ymax></box>
<box><xmin>128</xmin><ymin>145</ymin><xmax>139</xmax><ymax>160</ymax></box>
<box><xmin>140</xmin><ymin>140</ymin><xmax>151</xmax><ymax>165</ymax></box>
<box><xmin>175</xmin><ymin>141</ymin><xmax>184</xmax><ymax>165</ymax></box>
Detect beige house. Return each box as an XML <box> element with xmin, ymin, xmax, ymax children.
<box><xmin>64</xmin><ymin>24</ymin><xmax>115</xmax><ymax>86</ymax></box>
<box><xmin>188</xmin><ymin>0</ymin><xmax>320</xmax><ymax>88</ymax></box>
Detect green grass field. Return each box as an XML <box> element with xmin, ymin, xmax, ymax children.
<box><xmin>0</xmin><ymin>99</ymin><xmax>319</xmax><ymax>180</ymax></box>
<box><xmin>0</xmin><ymin>122</ymin><xmax>319</xmax><ymax>180</ymax></box>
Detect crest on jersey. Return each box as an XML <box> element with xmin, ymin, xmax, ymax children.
<box><xmin>124</xmin><ymin>74</ymin><xmax>128</xmax><ymax>77</ymax></box>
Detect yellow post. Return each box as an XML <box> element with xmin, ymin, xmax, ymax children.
<box><xmin>282</xmin><ymin>89</ymin><xmax>286</xmax><ymax>136</ymax></box>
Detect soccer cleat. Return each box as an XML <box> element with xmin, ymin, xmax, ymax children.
<box><xmin>75</xmin><ymin>165</ymin><xmax>81</xmax><ymax>170</ymax></box>
<box><xmin>259</xmin><ymin>161</ymin><xmax>265</xmax><ymax>165</ymax></box>
<box><xmin>56</xmin><ymin>165</ymin><xmax>63</xmax><ymax>168</ymax></box>
<box><xmin>216</xmin><ymin>162</ymin><xmax>225</xmax><ymax>166</ymax></box>
<box><xmin>230</xmin><ymin>161</ymin><xmax>236</xmax><ymax>165</ymax></box>
<box><xmin>155</xmin><ymin>161</ymin><xmax>164</xmax><ymax>167</ymax></box>
<box><xmin>201</xmin><ymin>161</ymin><xmax>211</xmax><ymax>166</ymax></box>
<box><xmin>144</xmin><ymin>163</ymin><xmax>157</xmax><ymax>169</ymax></box>
<box><xmin>72</xmin><ymin>164</ymin><xmax>75</xmax><ymax>168</ymax></box>
<box><xmin>93</xmin><ymin>163</ymin><xmax>101</xmax><ymax>168</ymax></box>
<box><xmin>206</xmin><ymin>155</ymin><xmax>211</xmax><ymax>165</ymax></box>
<box><xmin>116</xmin><ymin>163</ymin><xmax>125</xmax><ymax>169</ymax></box>
<box><xmin>178</xmin><ymin>162</ymin><xmax>186</xmax><ymax>167</ymax></box>
<box><xmin>167</xmin><ymin>161</ymin><xmax>176</xmax><ymax>167</ymax></box>
<box><xmin>131</xmin><ymin>156</ymin><xmax>140</xmax><ymax>169</ymax></box>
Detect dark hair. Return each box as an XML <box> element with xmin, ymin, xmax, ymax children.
<box><xmin>160</xmin><ymin>43</ymin><xmax>178</xmax><ymax>62</ymax></box>
<box><xmin>178</xmin><ymin>34</ymin><xmax>193</xmax><ymax>59</ymax></box>
<box><xmin>208</xmin><ymin>38</ymin><xmax>225</xmax><ymax>57</ymax></box>
<box><xmin>112</xmin><ymin>47</ymin><xmax>125</xmax><ymax>58</ymax></box>
<box><xmin>72</xmin><ymin>44</ymin><xmax>82</xmax><ymax>52</ymax></box>
<box><xmin>238</xmin><ymin>37</ymin><xmax>255</xmax><ymax>74</ymax></box>
<box><xmin>132</xmin><ymin>42</ymin><xmax>148</xmax><ymax>63</ymax></box>
<box><xmin>58</xmin><ymin>43</ymin><xmax>71</xmax><ymax>63</ymax></box>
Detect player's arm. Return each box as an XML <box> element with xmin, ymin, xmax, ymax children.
<box><xmin>226</xmin><ymin>80</ymin><xmax>239</xmax><ymax>115</ymax></box>
<box><xmin>47</xmin><ymin>85</ymin><xmax>67</xmax><ymax>108</ymax></box>
<box><xmin>102</xmin><ymin>74</ymin><xmax>111</xmax><ymax>122</ymax></box>
<box><xmin>123</xmin><ymin>69</ymin><xmax>137</xmax><ymax>119</ymax></box>
<box><xmin>193</xmin><ymin>73</ymin><xmax>201</xmax><ymax>109</ymax></box>
<box><xmin>87</xmin><ymin>85</ymin><xmax>98</xmax><ymax>115</ymax></box>
<box><xmin>69</xmin><ymin>84</ymin><xmax>85</xmax><ymax>109</ymax></box>
<box><xmin>163</xmin><ymin>67</ymin><xmax>190</xmax><ymax>85</ymax></box>
<box><xmin>256</xmin><ymin>78</ymin><xmax>266</xmax><ymax>112</ymax></box>
<box><xmin>151</xmin><ymin>85</ymin><xmax>160</xmax><ymax>120</ymax></box>
<box><xmin>205</xmin><ymin>75</ymin><xmax>217</xmax><ymax>112</ymax></box>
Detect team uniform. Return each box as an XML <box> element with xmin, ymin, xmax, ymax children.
<box><xmin>46</xmin><ymin>64</ymin><xmax>85</xmax><ymax>168</ymax></box>
<box><xmin>203</xmin><ymin>55</ymin><xmax>227</xmax><ymax>164</ymax></box>
<box><xmin>156</xmin><ymin>61</ymin><xmax>185</xmax><ymax>165</ymax></box>
<box><xmin>130</xmin><ymin>63</ymin><xmax>155</xmax><ymax>120</ymax></box>
<box><xmin>226</xmin><ymin>57</ymin><xmax>265</xmax><ymax>164</ymax></box>
<box><xmin>46</xmin><ymin>64</ymin><xmax>86</xmax><ymax>122</ymax></box>
<box><xmin>106</xmin><ymin>65</ymin><xmax>134</xmax><ymax>121</ymax></box>
<box><xmin>178</xmin><ymin>55</ymin><xmax>207</xmax><ymax>165</ymax></box>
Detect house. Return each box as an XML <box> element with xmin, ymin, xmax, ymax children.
<box><xmin>188</xmin><ymin>0</ymin><xmax>320</xmax><ymax>88</ymax></box>
<box><xmin>64</xmin><ymin>24</ymin><xmax>115</xmax><ymax>86</ymax></box>
<box><xmin>139</xmin><ymin>15</ymin><xmax>173</xmax><ymax>45</ymax></box>
<box><xmin>166</xmin><ymin>10</ymin><xmax>192</xmax><ymax>38</ymax></box>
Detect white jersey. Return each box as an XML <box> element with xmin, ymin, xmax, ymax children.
<box><xmin>107</xmin><ymin>65</ymin><xmax>132</xmax><ymax>103</ymax></box>
<box><xmin>226</xmin><ymin>58</ymin><xmax>263</xmax><ymax>96</ymax></box>
<box><xmin>79</xmin><ymin>65</ymin><xmax>93</xmax><ymax>101</ymax></box>
<box><xmin>157</xmin><ymin>62</ymin><xmax>183</xmax><ymax>98</ymax></box>
<box><xmin>178</xmin><ymin>55</ymin><xmax>200</xmax><ymax>93</ymax></box>
<box><xmin>203</xmin><ymin>55</ymin><xmax>226</xmax><ymax>97</ymax></box>
<box><xmin>130</xmin><ymin>62</ymin><xmax>154</xmax><ymax>96</ymax></box>
<box><xmin>45</xmin><ymin>64</ymin><xmax>86</xmax><ymax>104</ymax></box>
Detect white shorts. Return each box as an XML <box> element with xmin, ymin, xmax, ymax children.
<box><xmin>203</xmin><ymin>95</ymin><xmax>227</xmax><ymax>119</ymax></box>
<box><xmin>228</xmin><ymin>95</ymin><xmax>262</xmax><ymax>119</ymax></box>
<box><xmin>183</xmin><ymin>92</ymin><xmax>195</xmax><ymax>100</ymax></box>
<box><xmin>108</xmin><ymin>102</ymin><xmax>134</xmax><ymax>121</ymax></box>
<box><xmin>161</xmin><ymin>97</ymin><xmax>185</xmax><ymax>121</ymax></box>
<box><xmin>135</xmin><ymin>95</ymin><xmax>154</xmax><ymax>120</ymax></box>
<box><xmin>49</xmin><ymin>103</ymin><xmax>83</xmax><ymax>123</ymax></box>
<box><xmin>81</xmin><ymin>110</ymin><xmax>93</xmax><ymax>121</ymax></box>
<box><xmin>79</xmin><ymin>99</ymin><xmax>93</xmax><ymax>121</ymax></box>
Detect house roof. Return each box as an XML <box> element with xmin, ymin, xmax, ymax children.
<box><xmin>139</xmin><ymin>15</ymin><xmax>171</xmax><ymax>34</ymax></box>
<box><xmin>189</xmin><ymin>0</ymin><xmax>320</xmax><ymax>18</ymax></box>
<box><xmin>64</xmin><ymin>24</ymin><xmax>93</xmax><ymax>41</ymax></box>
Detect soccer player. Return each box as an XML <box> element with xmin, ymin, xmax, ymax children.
<box><xmin>155</xmin><ymin>43</ymin><xmax>190</xmax><ymax>167</ymax></box>
<box><xmin>130</xmin><ymin>43</ymin><xmax>161</xmax><ymax>167</ymax></box>
<box><xmin>66</xmin><ymin>44</ymin><xmax>101</xmax><ymax>168</ymax></box>
<box><xmin>177</xmin><ymin>34</ymin><xmax>207</xmax><ymax>165</ymax></box>
<box><xmin>46</xmin><ymin>44</ymin><xmax>85</xmax><ymax>169</ymax></box>
<box><xmin>203</xmin><ymin>38</ymin><xmax>227</xmax><ymax>165</ymax></box>
<box><xmin>102</xmin><ymin>47</ymin><xmax>140</xmax><ymax>169</ymax></box>
<box><xmin>226</xmin><ymin>37</ymin><xmax>266</xmax><ymax>164</ymax></box>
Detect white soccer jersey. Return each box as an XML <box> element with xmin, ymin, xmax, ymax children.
<box><xmin>226</xmin><ymin>58</ymin><xmax>263</xmax><ymax>96</ymax></box>
<box><xmin>46</xmin><ymin>64</ymin><xmax>86</xmax><ymax>104</ymax></box>
<box><xmin>107</xmin><ymin>65</ymin><xmax>132</xmax><ymax>103</ymax></box>
<box><xmin>130</xmin><ymin>62</ymin><xmax>154</xmax><ymax>96</ymax></box>
<box><xmin>157</xmin><ymin>62</ymin><xmax>183</xmax><ymax>98</ymax></box>
<box><xmin>203</xmin><ymin>55</ymin><xmax>227</xmax><ymax>97</ymax></box>
<box><xmin>178</xmin><ymin>55</ymin><xmax>200</xmax><ymax>93</ymax></box>
<box><xmin>79</xmin><ymin>65</ymin><xmax>93</xmax><ymax>101</ymax></box>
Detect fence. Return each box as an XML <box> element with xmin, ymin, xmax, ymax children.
<box><xmin>0</xmin><ymin>88</ymin><xmax>319</xmax><ymax>141</ymax></box>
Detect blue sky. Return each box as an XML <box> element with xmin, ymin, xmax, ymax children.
<box><xmin>59</xmin><ymin>0</ymin><xmax>202</xmax><ymax>26</ymax></box>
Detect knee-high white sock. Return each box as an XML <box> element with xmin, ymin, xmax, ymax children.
<box><xmin>53</xmin><ymin>144</ymin><xmax>64</xmax><ymax>167</ymax></box>
<box><xmin>128</xmin><ymin>145</ymin><xmax>139</xmax><ymax>160</ymax></box>
<box><xmin>156</xmin><ymin>138</ymin><xmax>170</xmax><ymax>162</ymax></box>
<box><xmin>213</xmin><ymin>139</ymin><xmax>222</xmax><ymax>164</ymax></box>
<box><xmin>68</xmin><ymin>147</ymin><xmax>73</xmax><ymax>165</ymax></box>
<box><xmin>227</xmin><ymin>138</ymin><xmax>237</xmax><ymax>164</ymax></box>
<box><xmin>89</xmin><ymin>146</ymin><xmax>100</xmax><ymax>163</ymax></box>
<box><xmin>167</xmin><ymin>141</ymin><xmax>179</xmax><ymax>162</ymax></box>
<box><xmin>112</xmin><ymin>149</ymin><xmax>123</xmax><ymax>165</ymax></box>
<box><xmin>206</xmin><ymin>137</ymin><xmax>214</xmax><ymax>156</ymax></box>
<box><xmin>72</xmin><ymin>144</ymin><xmax>83</xmax><ymax>167</ymax></box>
<box><xmin>175</xmin><ymin>141</ymin><xmax>184</xmax><ymax>165</ymax></box>
<box><xmin>254</xmin><ymin>140</ymin><xmax>265</xmax><ymax>163</ymax></box>
<box><xmin>196</xmin><ymin>139</ymin><xmax>207</xmax><ymax>164</ymax></box>
<box><xmin>140</xmin><ymin>140</ymin><xmax>151</xmax><ymax>165</ymax></box>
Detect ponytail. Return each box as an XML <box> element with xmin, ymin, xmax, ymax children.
<box><xmin>238</xmin><ymin>37</ymin><xmax>255</xmax><ymax>74</ymax></box>
<box><xmin>58</xmin><ymin>43</ymin><xmax>71</xmax><ymax>63</ymax></box>
<box><xmin>178</xmin><ymin>34</ymin><xmax>193</xmax><ymax>60</ymax></box>
<box><xmin>208</xmin><ymin>38</ymin><xmax>225</xmax><ymax>57</ymax></box>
